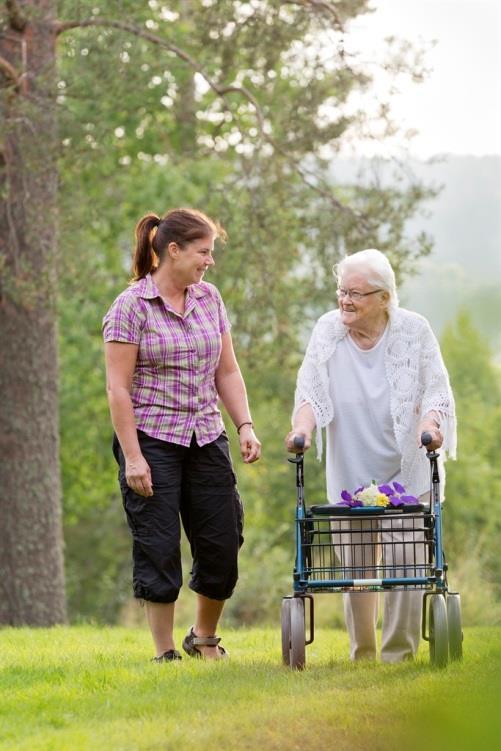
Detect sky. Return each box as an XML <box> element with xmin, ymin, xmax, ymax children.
<box><xmin>343</xmin><ymin>0</ymin><xmax>501</xmax><ymax>158</ymax></box>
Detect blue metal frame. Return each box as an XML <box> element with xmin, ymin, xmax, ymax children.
<box><xmin>290</xmin><ymin>446</ymin><xmax>447</xmax><ymax>595</ymax></box>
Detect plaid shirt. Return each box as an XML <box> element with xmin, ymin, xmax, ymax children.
<box><xmin>103</xmin><ymin>274</ymin><xmax>231</xmax><ymax>447</ymax></box>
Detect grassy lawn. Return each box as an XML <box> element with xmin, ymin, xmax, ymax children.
<box><xmin>0</xmin><ymin>625</ymin><xmax>499</xmax><ymax>751</ymax></box>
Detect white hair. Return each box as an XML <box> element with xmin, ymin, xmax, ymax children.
<box><xmin>333</xmin><ymin>248</ymin><xmax>399</xmax><ymax>309</ymax></box>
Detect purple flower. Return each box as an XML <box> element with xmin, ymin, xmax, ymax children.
<box><xmin>354</xmin><ymin>486</ymin><xmax>364</xmax><ymax>495</ymax></box>
<box><xmin>393</xmin><ymin>481</ymin><xmax>406</xmax><ymax>494</ymax></box>
<box><xmin>400</xmin><ymin>495</ymin><xmax>419</xmax><ymax>505</ymax></box>
<box><xmin>388</xmin><ymin>495</ymin><xmax>403</xmax><ymax>507</ymax></box>
<box><xmin>341</xmin><ymin>490</ymin><xmax>353</xmax><ymax>502</ymax></box>
<box><xmin>350</xmin><ymin>500</ymin><xmax>364</xmax><ymax>508</ymax></box>
<box><xmin>335</xmin><ymin>501</ymin><xmax>352</xmax><ymax>507</ymax></box>
<box><xmin>378</xmin><ymin>484</ymin><xmax>394</xmax><ymax>496</ymax></box>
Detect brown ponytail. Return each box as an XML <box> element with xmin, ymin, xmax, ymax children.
<box><xmin>131</xmin><ymin>208</ymin><xmax>227</xmax><ymax>281</ymax></box>
<box><xmin>132</xmin><ymin>213</ymin><xmax>161</xmax><ymax>281</ymax></box>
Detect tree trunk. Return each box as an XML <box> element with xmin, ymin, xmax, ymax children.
<box><xmin>174</xmin><ymin>0</ymin><xmax>197</xmax><ymax>152</ymax></box>
<box><xmin>0</xmin><ymin>0</ymin><xmax>66</xmax><ymax>624</ymax></box>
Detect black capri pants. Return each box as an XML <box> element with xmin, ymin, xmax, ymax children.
<box><xmin>113</xmin><ymin>430</ymin><xmax>244</xmax><ymax>603</ymax></box>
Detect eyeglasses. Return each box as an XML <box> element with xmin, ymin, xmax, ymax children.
<box><xmin>336</xmin><ymin>288</ymin><xmax>383</xmax><ymax>301</ymax></box>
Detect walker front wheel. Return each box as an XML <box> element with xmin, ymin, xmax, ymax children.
<box><xmin>429</xmin><ymin>594</ymin><xmax>448</xmax><ymax>668</ymax></box>
<box><xmin>289</xmin><ymin>597</ymin><xmax>306</xmax><ymax>670</ymax></box>
<box><xmin>447</xmin><ymin>593</ymin><xmax>463</xmax><ymax>661</ymax></box>
<box><xmin>281</xmin><ymin>598</ymin><xmax>292</xmax><ymax>665</ymax></box>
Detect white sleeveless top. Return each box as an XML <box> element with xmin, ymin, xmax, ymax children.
<box><xmin>326</xmin><ymin>326</ymin><xmax>419</xmax><ymax>503</ymax></box>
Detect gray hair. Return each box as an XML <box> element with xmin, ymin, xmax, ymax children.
<box><xmin>333</xmin><ymin>248</ymin><xmax>399</xmax><ymax>309</ymax></box>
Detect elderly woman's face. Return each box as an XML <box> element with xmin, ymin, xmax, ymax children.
<box><xmin>337</xmin><ymin>271</ymin><xmax>388</xmax><ymax>328</ymax></box>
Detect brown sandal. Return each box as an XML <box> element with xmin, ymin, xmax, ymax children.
<box><xmin>182</xmin><ymin>627</ymin><xmax>228</xmax><ymax>659</ymax></box>
<box><xmin>151</xmin><ymin>649</ymin><xmax>182</xmax><ymax>662</ymax></box>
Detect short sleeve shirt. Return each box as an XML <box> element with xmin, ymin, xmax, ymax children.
<box><xmin>102</xmin><ymin>274</ymin><xmax>231</xmax><ymax>447</ymax></box>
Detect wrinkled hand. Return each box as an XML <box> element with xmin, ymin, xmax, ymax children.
<box><xmin>125</xmin><ymin>454</ymin><xmax>153</xmax><ymax>497</ymax></box>
<box><xmin>238</xmin><ymin>425</ymin><xmax>261</xmax><ymax>463</ymax></box>
<box><xmin>285</xmin><ymin>431</ymin><xmax>312</xmax><ymax>453</ymax></box>
<box><xmin>419</xmin><ymin>423</ymin><xmax>443</xmax><ymax>451</ymax></box>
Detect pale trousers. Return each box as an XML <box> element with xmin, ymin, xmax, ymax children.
<box><xmin>341</xmin><ymin>493</ymin><xmax>429</xmax><ymax>663</ymax></box>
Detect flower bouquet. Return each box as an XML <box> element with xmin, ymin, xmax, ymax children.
<box><xmin>335</xmin><ymin>481</ymin><xmax>419</xmax><ymax>510</ymax></box>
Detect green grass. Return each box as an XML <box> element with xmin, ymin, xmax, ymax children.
<box><xmin>1</xmin><ymin>625</ymin><xmax>500</xmax><ymax>751</ymax></box>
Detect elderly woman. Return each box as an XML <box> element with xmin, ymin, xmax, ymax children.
<box><xmin>286</xmin><ymin>248</ymin><xmax>456</xmax><ymax>662</ymax></box>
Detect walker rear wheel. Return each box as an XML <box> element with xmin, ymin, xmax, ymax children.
<box><xmin>447</xmin><ymin>593</ymin><xmax>463</xmax><ymax>661</ymax></box>
<box><xmin>429</xmin><ymin>594</ymin><xmax>448</xmax><ymax>668</ymax></box>
<box><xmin>289</xmin><ymin>597</ymin><xmax>306</xmax><ymax>670</ymax></box>
<box><xmin>281</xmin><ymin>598</ymin><xmax>292</xmax><ymax>665</ymax></box>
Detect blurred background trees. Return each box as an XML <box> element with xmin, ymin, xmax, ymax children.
<box><xmin>53</xmin><ymin>0</ymin><xmax>433</xmax><ymax>624</ymax></box>
<box><xmin>1</xmin><ymin>1</ymin><xmax>498</xmax><ymax>626</ymax></box>
<box><xmin>440</xmin><ymin>312</ymin><xmax>501</xmax><ymax>625</ymax></box>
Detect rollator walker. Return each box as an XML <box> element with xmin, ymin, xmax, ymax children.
<box><xmin>281</xmin><ymin>433</ymin><xmax>463</xmax><ymax>669</ymax></box>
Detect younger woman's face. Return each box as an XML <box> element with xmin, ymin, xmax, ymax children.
<box><xmin>174</xmin><ymin>234</ymin><xmax>215</xmax><ymax>284</ymax></box>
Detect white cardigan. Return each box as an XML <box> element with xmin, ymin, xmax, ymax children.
<box><xmin>293</xmin><ymin>307</ymin><xmax>457</xmax><ymax>495</ymax></box>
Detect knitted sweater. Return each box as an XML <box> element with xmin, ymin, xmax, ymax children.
<box><xmin>293</xmin><ymin>307</ymin><xmax>457</xmax><ymax>496</ymax></box>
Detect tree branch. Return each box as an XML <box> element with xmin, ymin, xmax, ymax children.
<box><xmin>54</xmin><ymin>19</ymin><xmax>267</xmax><ymax>132</ymax></box>
<box><xmin>55</xmin><ymin>19</ymin><xmax>238</xmax><ymax>99</ymax></box>
<box><xmin>0</xmin><ymin>53</ymin><xmax>20</xmax><ymax>88</ymax></box>
<box><xmin>54</xmin><ymin>16</ymin><xmax>360</xmax><ymax>220</ymax></box>
<box><xmin>284</xmin><ymin>0</ymin><xmax>344</xmax><ymax>31</ymax></box>
<box><xmin>6</xmin><ymin>0</ymin><xmax>27</xmax><ymax>32</ymax></box>
<box><xmin>274</xmin><ymin>147</ymin><xmax>370</xmax><ymax>222</ymax></box>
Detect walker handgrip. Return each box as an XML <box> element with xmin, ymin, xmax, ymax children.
<box><xmin>421</xmin><ymin>431</ymin><xmax>433</xmax><ymax>447</ymax></box>
<box><xmin>293</xmin><ymin>435</ymin><xmax>305</xmax><ymax>450</ymax></box>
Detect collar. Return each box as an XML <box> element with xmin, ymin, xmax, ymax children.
<box><xmin>131</xmin><ymin>274</ymin><xmax>160</xmax><ymax>300</ymax></box>
<box><xmin>132</xmin><ymin>273</ymin><xmax>209</xmax><ymax>301</ymax></box>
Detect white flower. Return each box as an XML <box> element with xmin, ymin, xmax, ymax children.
<box><xmin>354</xmin><ymin>482</ymin><xmax>380</xmax><ymax>506</ymax></box>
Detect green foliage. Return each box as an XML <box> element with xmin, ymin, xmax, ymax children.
<box><xmin>54</xmin><ymin>1</ymin><xmax>440</xmax><ymax>622</ymax></box>
<box><xmin>55</xmin><ymin>0</ymin><xmax>433</xmax><ymax>336</ymax></box>
<box><xmin>442</xmin><ymin>311</ymin><xmax>500</xmax><ymax>405</ymax></box>
<box><xmin>1</xmin><ymin>625</ymin><xmax>500</xmax><ymax>751</ymax></box>
<box><xmin>441</xmin><ymin>311</ymin><xmax>501</xmax><ymax>624</ymax></box>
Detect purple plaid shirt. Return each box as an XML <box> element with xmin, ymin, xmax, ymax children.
<box><xmin>102</xmin><ymin>274</ymin><xmax>231</xmax><ymax>447</ymax></box>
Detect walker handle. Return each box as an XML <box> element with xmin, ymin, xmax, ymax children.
<box><xmin>421</xmin><ymin>431</ymin><xmax>440</xmax><ymax>490</ymax></box>
<box><xmin>421</xmin><ymin>431</ymin><xmax>433</xmax><ymax>447</ymax></box>
<box><xmin>293</xmin><ymin>435</ymin><xmax>305</xmax><ymax>451</ymax></box>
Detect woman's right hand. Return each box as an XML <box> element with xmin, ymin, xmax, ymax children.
<box><xmin>125</xmin><ymin>454</ymin><xmax>153</xmax><ymax>497</ymax></box>
<box><xmin>285</xmin><ymin>431</ymin><xmax>312</xmax><ymax>453</ymax></box>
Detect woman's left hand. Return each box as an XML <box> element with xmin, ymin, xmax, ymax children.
<box><xmin>238</xmin><ymin>425</ymin><xmax>262</xmax><ymax>463</ymax></box>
